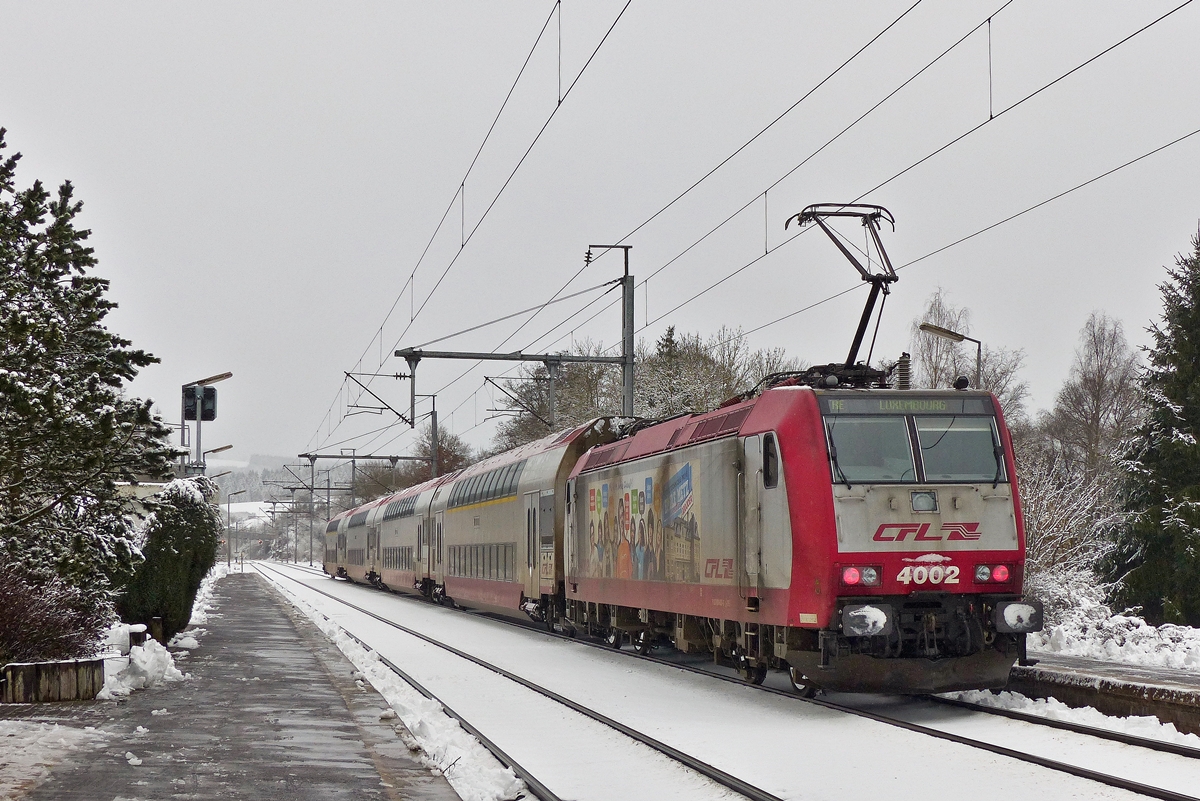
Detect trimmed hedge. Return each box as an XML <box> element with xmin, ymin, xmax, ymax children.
<box><xmin>116</xmin><ymin>477</ymin><xmax>222</xmax><ymax>641</ymax></box>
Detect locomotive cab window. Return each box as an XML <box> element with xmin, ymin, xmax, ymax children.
<box><xmin>824</xmin><ymin>416</ymin><xmax>916</xmax><ymax>483</ymax></box>
<box><xmin>916</xmin><ymin>416</ymin><xmax>1005</xmax><ymax>482</ymax></box>
<box><xmin>820</xmin><ymin>394</ymin><xmax>1007</xmax><ymax>485</ymax></box>
<box><xmin>763</xmin><ymin>434</ymin><xmax>779</xmax><ymax>489</ymax></box>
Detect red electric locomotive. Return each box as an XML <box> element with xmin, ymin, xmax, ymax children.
<box><xmin>562</xmin><ymin>376</ymin><xmax>1042</xmax><ymax>694</ymax></box>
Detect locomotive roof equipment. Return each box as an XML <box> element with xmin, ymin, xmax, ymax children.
<box><xmin>785</xmin><ymin>203</ymin><xmax>898</xmax><ymax>386</ymax></box>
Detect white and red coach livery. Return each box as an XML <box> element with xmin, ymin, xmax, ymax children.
<box><xmin>562</xmin><ymin>384</ymin><xmax>1041</xmax><ymax>694</ymax></box>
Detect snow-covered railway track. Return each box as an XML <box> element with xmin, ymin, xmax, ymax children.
<box><xmin>926</xmin><ymin>694</ymin><xmax>1200</xmax><ymax>759</ymax></box>
<box><xmin>256</xmin><ymin>562</ymin><xmax>1194</xmax><ymax>801</ymax></box>
<box><xmin>254</xmin><ymin>562</ymin><xmax>776</xmax><ymax>801</ymax></box>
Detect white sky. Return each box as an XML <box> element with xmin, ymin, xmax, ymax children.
<box><xmin>3</xmin><ymin>1</ymin><xmax>1198</xmax><ymax>464</ymax></box>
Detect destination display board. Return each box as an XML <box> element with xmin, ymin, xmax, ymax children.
<box><xmin>818</xmin><ymin>394</ymin><xmax>994</xmax><ymax>416</ymax></box>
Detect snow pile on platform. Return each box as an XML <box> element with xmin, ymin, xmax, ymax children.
<box><xmin>189</xmin><ymin>561</ymin><xmax>230</xmax><ymax>625</ymax></box>
<box><xmin>100</xmin><ymin>621</ymin><xmax>148</xmax><ymax>656</ymax></box>
<box><xmin>283</xmin><ymin>592</ymin><xmax>526</xmax><ymax>801</ymax></box>
<box><xmin>97</xmin><ymin>638</ymin><xmax>187</xmax><ymax>700</ymax></box>
<box><xmin>0</xmin><ymin>720</ymin><xmax>106</xmax><ymax>797</ymax></box>
<box><xmin>1030</xmin><ymin>612</ymin><xmax>1200</xmax><ymax>671</ymax></box>
<box><xmin>949</xmin><ymin>689</ymin><xmax>1200</xmax><ymax>748</ymax></box>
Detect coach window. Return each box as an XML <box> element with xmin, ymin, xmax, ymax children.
<box><xmin>499</xmin><ymin>463</ymin><xmax>517</xmax><ymax>495</ymax></box>
<box><xmin>763</xmin><ymin>434</ymin><xmax>779</xmax><ymax>488</ymax></box>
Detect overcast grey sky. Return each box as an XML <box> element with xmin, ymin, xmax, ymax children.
<box><xmin>3</xmin><ymin>1</ymin><xmax>1198</xmax><ymax>466</ymax></box>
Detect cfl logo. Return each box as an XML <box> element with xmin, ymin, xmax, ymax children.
<box><xmin>873</xmin><ymin>522</ymin><xmax>982</xmax><ymax>542</ymax></box>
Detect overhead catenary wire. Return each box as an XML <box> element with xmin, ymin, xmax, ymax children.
<box><xmin>358</xmin><ymin>0</ymin><xmax>634</xmax><ymax>429</ymax></box>
<box><xmin>595</xmin><ymin>0</ymin><xmax>1193</xmax><ymax>344</ymax></box>
<box><xmin>321</xmin><ymin>3</ymin><xmax>1199</xmax><ymax>455</ymax></box>
<box><xmin>505</xmin><ymin>0</ymin><xmax>1020</xmax><ymax>364</ymax></box>
<box><xmin>517</xmin><ymin>0</ymin><xmax>926</xmax><ymax>350</ymax></box>
<box><xmin>307</xmin><ymin>2</ymin><xmax>560</xmax><ymax>451</ymax></box>
<box><xmin>310</xmin><ymin>1</ymin><xmax>633</xmax><ymax>452</ymax></box>
<box><xmin>713</xmin><ymin>123</ymin><xmax>1200</xmax><ymax>352</ymax></box>
<box><xmin>319</xmin><ymin>0</ymin><xmax>971</xmax><ymax>452</ymax></box>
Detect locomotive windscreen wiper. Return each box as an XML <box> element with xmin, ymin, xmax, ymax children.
<box><xmin>825</xmin><ymin>422</ymin><xmax>852</xmax><ymax>488</ymax></box>
<box><xmin>992</xmin><ymin>442</ymin><xmax>1004</xmax><ymax>489</ymax></box>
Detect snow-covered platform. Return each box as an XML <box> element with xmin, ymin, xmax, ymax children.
<box><xmin>1011</xmin><ymin>653</ymin><xmax>1200</xmax><ymax>736</ymax></box>
<box><xmin>6</xmin><ymin>572</ymin><xmax>459</xmax><ymax>800</ymax></box>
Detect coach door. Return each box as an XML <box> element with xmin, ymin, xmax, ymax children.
<box><xmin>367</xmin><ymin>524</ymin><xmax>379</xmax><ymax>569</ymax></box>
<box><xmin>539</xmin><ymin>490</ymin><xmax>556</xmax><ymax>592</ymax></box>
<box><xmin>741</xmin><ymin>436</ymin><xmax>764</xmax><ymax>600</ymax></box>
<box><xmin>524</xmin><ymin>491</ymin><xmax>538</xmax><ymax>594</ymax></box>
<box><xmin>435</xmin><ymin>511</ymin><xmax>444</xmax><ymax>578</ymax></box>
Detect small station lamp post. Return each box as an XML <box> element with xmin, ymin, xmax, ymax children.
<box><xmin>918</xmin><ymin>322</ymin><xmax>982</xmax><ymax>389</ymax></box>
<box><xmin>203</xmin><ymin>444</ymin><xmax>233</xmax><ymax>470</ymax></box>
<box><xmin>226</xmin><ymin>489</ymin><xmax>247</xmax><ymax>566</ymax></box>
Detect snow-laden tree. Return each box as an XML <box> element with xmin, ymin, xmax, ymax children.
<box><xmin>1041</xmin><ymin>312</ymin><xmax>1142</xmax><ymax>481</ymax></box>
<box><xmin>1110</xmin><ymin>226</ymin><xmax>1200</xmax><ymax>625</ymax></box>
<box><xmin>491</xmin><ymin>327</ymin><xmax>804</xmax><ymax>450</ymax></box>
<box><xmin>0</xmin><ymin>129</ymin><xmax>176</xmax><ymax>636</ymax></box>
<box><xmin>353</xmin><ymin>423</ymin><xmax>475</xmax><ymax>501</ymax></box>
<box><xmin>1015</xmin><ymin>441</ymin><xmax>1122</xmax><ymax>627</ymax></box>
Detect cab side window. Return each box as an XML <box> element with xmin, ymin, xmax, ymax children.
<box><xmin>763</xmin><ymin>433</ymin><xmax>779</xmax><ymax>489</ymax></box>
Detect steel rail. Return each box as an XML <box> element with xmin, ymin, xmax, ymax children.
<box><xmin>925</xmin><ymin>694</ymin><xmax>1200</xmax><ymax>760</ymax></box>
<box><xmin>270</xmin><ymin>561</ymin><xmax>1200</xmax><ymax>801</ymax></box>
<box><xmin>250</xmin><ymin>563</ymin><xmax>562</xmax><ymax>801</ymax></box>
<box><xmin>256</xmin><ymin>562</ymin><xmax>782</xmax><ymax>801</ymax></box>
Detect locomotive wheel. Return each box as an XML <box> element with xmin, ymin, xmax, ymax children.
<box><xmin>789</xmin><ymin>667</ymin><xmax>818</xmax><ymax>698</ymax></box>
<box><xmin>633</xmin><ymin>630</ymin><xmax>654</xmax><ymax>655</ymax></box>
<box><xmin>604</xmin><ymin>627</ymin><xmax>623</xmax><ymax>648</ymax></box>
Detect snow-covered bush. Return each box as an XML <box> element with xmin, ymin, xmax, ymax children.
<box><xmin>1015</xmin><ymin>441</ymin><xmax>1122</xmax><ymax>627</ymax></box>
<box><xmin>0</xmin><ymin>562</ymin><xmax>108</xmax><ymax>663</ymax></box>
<box><xmin>115</xmin><ymin>477</ymin><xmax>223</xmax><ymax>642</ymax></box>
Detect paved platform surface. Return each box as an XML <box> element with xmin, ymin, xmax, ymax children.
<box><xmin>8</xmin><ymin>572</ymin><xmax>460</xmax><ymax>800</ymax></box>
<box><xmin>1012</xmin><ymin>652</ymin><xmax>1200</xmax><ymax>735</ymax></box>
<box><xmin>1031</xmin><ymin>653</ymin><xmax>1200</xmax><ymax>692</ymax></box>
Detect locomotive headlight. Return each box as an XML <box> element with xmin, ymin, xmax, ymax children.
<box><xmin>974</xmin><ymin>564</ymin><xmax>993</xmax><ymax>582</ymax></box>
<box><xmin>860</xmin><ymin>566</ymin><xmax>881</xmax><ymax>586</ymax></box>
<box><xmin>911</xmin><ymin>490</ymin><xmax>938</xmax><ymax>512</ymax></box>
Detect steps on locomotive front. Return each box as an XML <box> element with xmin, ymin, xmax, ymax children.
<box><xmin>1009</xmin><ymin>652</ymin><xmax>1200</xmax><ymax>736</ymax></box>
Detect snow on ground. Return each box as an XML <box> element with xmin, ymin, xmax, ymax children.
<box><xmin>1030</xmin><ymin>614</ymin><xmax>1200</xmax><ymax>671</ymax></box>
<box><xmin>262</xmin><ymin>563</ymin><xmax>1182</xmax><ymax>801</ymax></box>
<box><xmin>947</xmin><ymin>689</ymin><xmax>1200</xmax><ymax>748</ymax></box>
<box><xmin>277</xmin><ymin>582</ymin><xmax>527</xmax><ymax>801</ymax></box>
<box><xmin>0</xmin><ymin>720</ymin><xmax>107</xmax><ymax>798</ymax></box>
<box><xmin>187</xmin><ymin>561</ymin><xmax>230</xmax><ymax>626</ymax></box>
